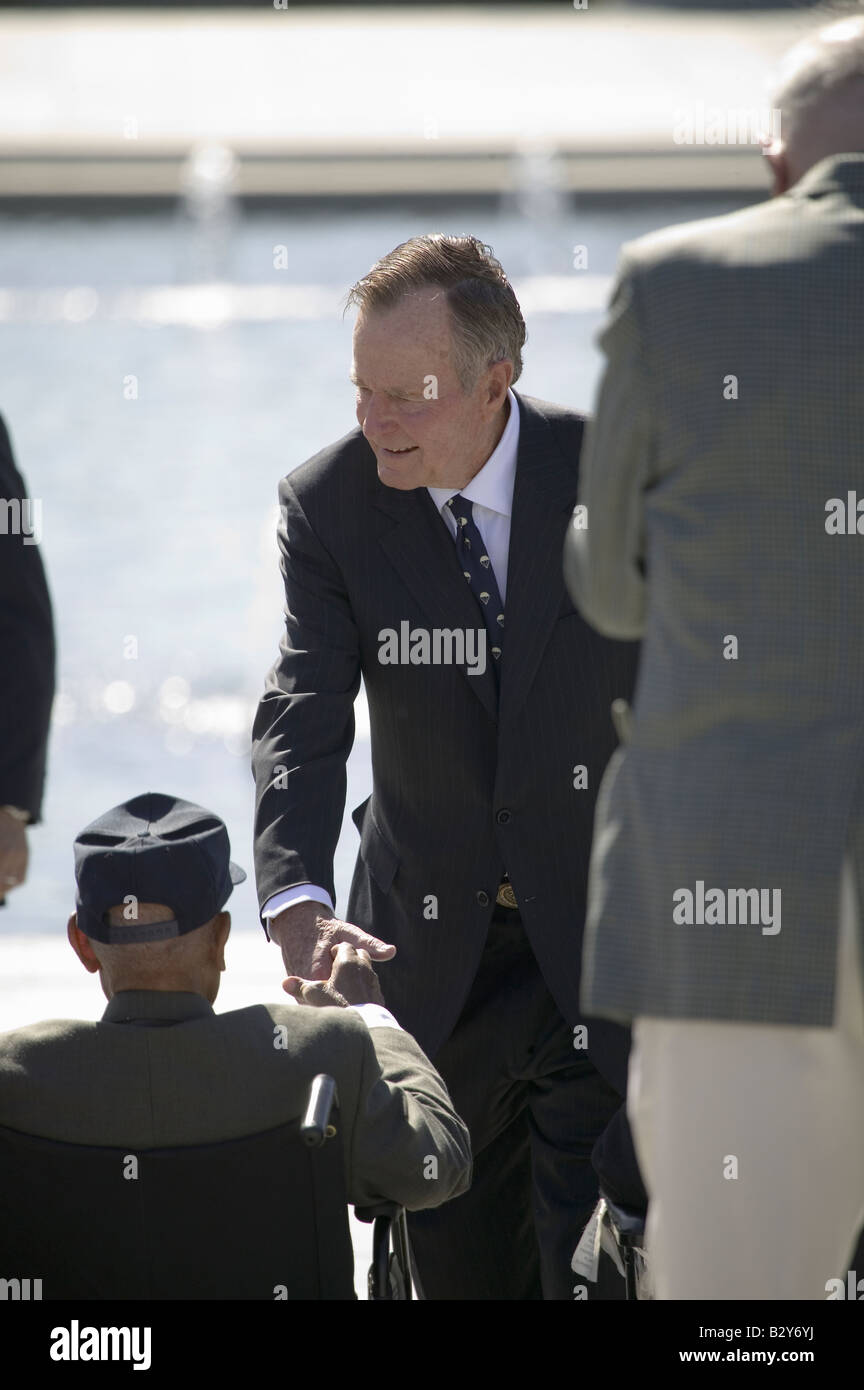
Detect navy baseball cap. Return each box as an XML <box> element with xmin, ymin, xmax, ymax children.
<box><xmin>74</xmin><ymin>792</ymin><xmax>246</xmax><ymax>945</ymax></box>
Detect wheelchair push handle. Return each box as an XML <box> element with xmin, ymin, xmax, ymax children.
<box><xmin>300</xmin><ymin>1073</ymin><xmax>338</xmax><ymax>1147</ymax></box>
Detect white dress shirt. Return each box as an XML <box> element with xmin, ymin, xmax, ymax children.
<box><xmin>261</xmin><ymin>387</ymin><xmax>522</xmax><ymax>1032</ymax></box>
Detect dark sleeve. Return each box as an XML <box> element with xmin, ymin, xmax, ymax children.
<box><xmin>251</xmin><ymin>475</ymin><xmax>361</xmax><ymax>914</ymax></box>
<box><xmin>0</xmin><ymin>415</ymin><xmax>55</xmax><ymax>822</ymax></box>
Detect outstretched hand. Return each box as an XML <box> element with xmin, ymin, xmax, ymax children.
<box><xmin>284</xmin><ymin>940</ymin><xmax>386</xmax><ymax>1008</ymax></box>
<box><xmin>0</xmin><ymin>810</ymin><xmax>28</xmax><ymax>906</ymax></box>
<box><xmin>268</xmin><ymin>898</ymin><xmax>395</xmax><ymax>990</ymax></box>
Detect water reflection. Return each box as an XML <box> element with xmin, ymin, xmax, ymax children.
<box><xmin>178</xmin><ymin>142</ymin><xmax>239</xmax><ymax>285</ymax></box>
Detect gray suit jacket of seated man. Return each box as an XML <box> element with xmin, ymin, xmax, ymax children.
<box><xmin>0</xmin><ymin>989</ymin><xmax>473</xmax><ymax>1211</ymax></box>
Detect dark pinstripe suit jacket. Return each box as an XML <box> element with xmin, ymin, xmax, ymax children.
<box><xmin>252</xmin><ymin>392</ymin><xmax>640</xmax><ymax>1058</ymax></box>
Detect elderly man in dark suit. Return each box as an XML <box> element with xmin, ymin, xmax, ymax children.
<box><xmin>566</xmin><ymin>17</ymin><xmax>864</xmax><ymax>1299</ymax></box>
<box><xmin>252</xmin><ymin>235</ymin><xmax>643</xmax><ymax>1300</ymax></box>
<box><xmin>0</xmin><ymin>415</ymin><xmax>55</xmax><ymax>903</ymax></box>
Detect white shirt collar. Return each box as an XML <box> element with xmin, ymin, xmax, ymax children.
<box><xmin>427</xmin><ymin>387</ymin><xmax>520</xmax><ymax>519</ymax></box>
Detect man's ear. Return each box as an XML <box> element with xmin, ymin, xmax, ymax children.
<box><xmin>482</xmin><ymin>359</ymin><xmax>513</xmax><ymax>415</ymax></box>
<box><xmin>763</xmin><ymin>144</ymin><xmax>791</xmax><ymax>197</ymax></box>
<box><xmin>67</xmin><ymin>914</ymin><xmax>101</xmax><ymax>974</ymax></box>
<box><xmin>215</xmin><ymin>911</ymin><xmax>231</xmax><ymax>971</ymax></box>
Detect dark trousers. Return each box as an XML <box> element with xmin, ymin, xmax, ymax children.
<box><xmin>406</xmin><ymin>904</ymin><xmax>633</xmax><ymax>1300</ymax></box>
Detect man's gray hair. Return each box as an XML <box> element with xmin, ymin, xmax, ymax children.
<box><xmin>92</xmin><ymin>909</ymin><xmax>218</xmax><ymax>986</ymax></box>
<box><xmin>772</xmin><ymin>11</ymin><xmax>864</xmax><ymax>152</ymax></box>
<box><xmin>345</xmin><ymin>234</ymin><xmax>526</xmax><ymax>392</ymax></box>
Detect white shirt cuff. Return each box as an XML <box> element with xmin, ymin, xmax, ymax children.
<box><xmin>261</xmin><ymin>884</ymin><xmax>335</xmax><ymax>920</ymax></box>
<box><xmin>276</xmin><ymin>996</ymin><xmax>402</xmax><ymax>1030</ymax></box>
<box><xmin>349</xmin><ymin>1003</ymin><xmax>403</xmax><ymax>1032</ymax></box>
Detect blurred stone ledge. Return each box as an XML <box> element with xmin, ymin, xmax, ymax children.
<box><xmin>0</xmin><ymin>5</ymin><xmax>807</xmax><ymax>200</ymax></box>
<box><xmin>0</xmin><ymin>146</ymin><xmax>772</xmax><ymax>199</ymax></box>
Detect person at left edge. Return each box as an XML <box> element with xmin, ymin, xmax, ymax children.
<box><xmin>0</xmin><ymin>414</ymin><xmax>55</xmax><ymax>905</ymax></box>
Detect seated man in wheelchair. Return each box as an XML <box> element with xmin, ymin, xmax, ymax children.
<box><xmin>0</xmin><ymin>792</ymin><xmax>472</xmax><ymax>1298</ymax></box>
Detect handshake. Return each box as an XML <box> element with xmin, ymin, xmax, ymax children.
<box><xmin>270</xmin><ymin>899</ymin><xmax>397</xmax><ymax>1009</ymax></box>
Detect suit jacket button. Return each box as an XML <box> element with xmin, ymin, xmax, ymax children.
<box><xmin>496</xmin><ymin>808</ymin><xmax>511</xmax><ymax>824</ymax></box>
<box><xmin>475</xmin><ymin>890</ymin><xmax>490</xmax><ymax>907</ymax></box>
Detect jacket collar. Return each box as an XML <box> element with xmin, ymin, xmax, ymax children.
<box><xmin>789</xmin><ymin>152</ymin><xmax>864</xmax><ymax>206</ymax></box>
<box><xmin>102</xmin><ymin>989</ymin><xmax>215</xmax><ymax>1025</ymax></box>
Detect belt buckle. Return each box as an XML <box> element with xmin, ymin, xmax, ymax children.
<box><xmin>496</xmin><ymin>878</ymin><xmax>518</xmax><ymax>910</ymax></box>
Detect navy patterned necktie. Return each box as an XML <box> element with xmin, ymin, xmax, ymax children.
<box><xmin>445</xmin><ymin>494</ymin><xmax>505</xmax><ymax>677</ymax></box>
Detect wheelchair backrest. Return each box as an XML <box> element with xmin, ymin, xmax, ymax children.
<box><xmin>0</xmin><ymin>1118</ymin><xmax>355</xmax><ymax>1300</ymax></box>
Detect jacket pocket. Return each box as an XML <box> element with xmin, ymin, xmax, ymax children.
<box><xmin>352</xmin><ymin>796</ymin><xmax>400</xmax><ymax>894</ymax></box>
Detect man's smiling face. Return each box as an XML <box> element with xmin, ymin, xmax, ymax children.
<box><xmin>351</xmin><ymin>288</ymin><xmax>511</xmax><ymax>491</ymax></box>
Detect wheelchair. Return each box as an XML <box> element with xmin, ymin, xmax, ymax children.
<box><xmin>572</xmin><ymin>1192</ymin><xmax>651</xmax><ymax>1300</ymax></box>
<box><xmin>304</xmin><ymin>1073</ymin><xmax>412</xmax><ymax>1301</ymax></box>
<box><xmin>0</xmin><ymin>1073</ymin><xmax>411</xmax><ymax>1300</ymax></box>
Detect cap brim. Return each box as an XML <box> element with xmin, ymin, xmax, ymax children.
<box><xmin>229</xmin><ymin>860</ymin><xmax>247</xmax><ymax>886</ymax></box>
